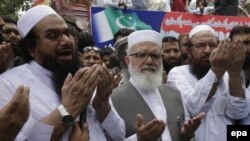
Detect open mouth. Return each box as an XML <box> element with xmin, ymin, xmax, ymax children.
<box><xmin>142</xmin><ymin>68</ymin><xmax>156</xmax><ymax>72</ymax></box>
<box><xmin>57</xmin><ymin>50</ymin><xmax>72</xmax><ymax>61</ymax></box>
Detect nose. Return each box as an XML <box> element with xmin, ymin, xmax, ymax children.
<box><xmin>204</xmin><ymin>44</ymin><xmax>211</xmax><ymax>54</ymax></box>
<box><xmin>59</xmin><ymin>34</ymin><xmax>75</xmax><ymax>47</ymax></box>
<box><xmin>170</xmin><ymin>50</ymin><xmax>175</xmax><ymax>57</ymax></box>
<box><xmin>145</xmin><ymin>55</ymin><xmax>153</xmax><ymax>65</ymax></box>
<box><xmin>61</xmin><ymin>34</ymin><xmax>73</xmax><ymax>41</ymax></box>
<box><xmin>89</xmin><ymin>57</ymin><xmax>95</xmax><ymax>63</ymax></box>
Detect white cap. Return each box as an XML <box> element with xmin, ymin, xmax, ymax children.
<box><xmin>189</xmin><ymin>25</ymin><xmax>216</xmax><ymax>39</ymax></box>
<box><xmin>17</xmin><ymin>5</ymin><xmax>58</xmax><ymax>38</ymax></box>
<box><xmin>128</xmin><ymin>30</ymin><xmax>162</xmax><ymax>49</ymax></box>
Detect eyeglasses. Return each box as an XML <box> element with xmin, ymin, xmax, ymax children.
<box><xmin>129</xmin><ymin>52</ymin><xmax>162</xmax><ymax>61</ymax></box>
<box><xmin>36</xmin><ymin>28</ymin><xmax>74</xmax><ymax>41</ymax></box>
<box><xmin>82</xmin><ymin>46</ymin><xmax>100</xmax><ymax>53</ymax></box>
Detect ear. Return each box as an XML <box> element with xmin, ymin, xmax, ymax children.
<box><xmin>125</xmin><ymin>56</ymin><xmax>130</xmax><ymax>66</ymax></box>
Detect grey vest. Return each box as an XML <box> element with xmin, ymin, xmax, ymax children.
<box><xmin>111</xmin><ymin>82</ymin><xmax>185</xmax><ymax>141</ymax></box>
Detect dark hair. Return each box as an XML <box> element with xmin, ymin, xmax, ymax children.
<box><xmin>17</xmin><ymin>29</ymin><xmax>37</xmax><ymax>63</ymax></box>
<box><xmin>162</xmin><ymin>36</ymin><xmax>178</xmax><ymax>43</ymax></box>
<box><xmin>77</xmin><ymin>31</ymin><xmax>95</xmax><ymax>52</ymax></box>
<box><xmin>1</xmin><ymin>16</ymin><xmax>17</xmax><ymax>25</ymax></box>
<box><xmin>115</xmin><ymin>37</ymin><xmax>128</xmax><ymax>69</ymax></box>
<box><xmin>100</xmin><ymin>47</ymin><xmax>115</xmax><ymax>58</ymax></box>
<box><xmin>178</xmin><ymin>34</ymin><xmax>188</xmax><ymax>44</ymax></box>
<box><xmin>114</xmin><ymin>28</ymin><xmax>134</xmax><ymax>42</ymax></box>
<box><xmin>229</xmin><ymin>25</ymin><xmax>250</xmax><ymax>39</ymax></box>
<box><xmin>162</xmin><ymin>36</ymin><xmax>180</xmax><ymax>49</ymax></box>
<box><xmin>0</xmin><ymin>16</ymin><xmax>17</xmax><ymax>33</ymax></box>
<box><xmin>108</xmin><ymin>53</ymin><xmax>120</xmax><ymax>69</ymax></box>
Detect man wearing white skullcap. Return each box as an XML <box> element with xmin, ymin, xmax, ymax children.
<box><xmin>111</xmin><ymin>30</ymin><xmax>204</xmax><ymax>141</ymax></box>
<box><xmin>0</xmin><ymin>5</ymin><xmax>125</xmax><ymax>141</ymax></box>
<box><xmin>168</xmin><ymin>25</ymin><xmax>249</xmax><ymax>141</ymax></box>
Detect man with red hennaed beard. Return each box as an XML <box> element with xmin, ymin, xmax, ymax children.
<box><xmin>0</xmin><ymin>5</ymin><xmax>125</xmax><ymax>141</ymax></box>
<box><xmin>168</xmin><ymin>25</ymin><xmax>248</xmax><ymax>141</ymax></box>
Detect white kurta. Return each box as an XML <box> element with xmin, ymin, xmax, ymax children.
<box><xmin>238</xmin><ymin>86</ymin><xmax>250</xmax><ymax>124</ymax></box>
<box><xmin>0</xmin><ymin>61</ymin><xmax>125</xmax><ymax>141</ymax></box>
<box><xmin>167</xmin><ymin>65</ymin><xmax>249</xmax><ymax>141</ymax></box>
<box><xmin>124</xmin><ymin>78</ymin><xmax>190</xmax><ymax>141</ymax></box>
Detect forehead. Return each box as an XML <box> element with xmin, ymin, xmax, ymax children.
<box><xmin>131</xmin><ymin>41</ymin><xmax>161</xmax><ymax>52</ymax></box>
<box><xmin>232</xmin><ymin>33</ymin><xmax>250</xmax><ymax>41</ymax></box>
<box><xmin>191</xmin><ymin>31</ymin><xmax>217</xmax><ymax>43</ymax></box>
<box><xmin>34</xmin><ymin>14</ymin><xmax>68</xmax><ymax>33</ymax></box>
<box><xmin>2</xmin><ymin>22</ymin><xmax>17</xmax><ymax>29</ymax></box>
<box><xmin>162</xmin><ymin>42</ymin><xmax>179</xmax><ymax>49</ymax></box>
<box><xmin>180</xmin><ymin>36</ymin><xmax>188</xmax><ymax>43</ymax></box>
<box><xmin>83</xmin><ymin>50</ymin><xmax>100</xmax><ymax>56</ymax></box>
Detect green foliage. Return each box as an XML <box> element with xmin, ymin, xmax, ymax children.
<box><xmin>0</xmin><ymin>0</ymin><xmax>32</xmax><ymax>19</ymax></box>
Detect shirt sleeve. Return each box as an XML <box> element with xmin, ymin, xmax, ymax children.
<box><xmin>123</xmin><ymin>134</ymin><xmax>138</xmax><ymax>141</ymax></box>
<box><xmin>168</xmin><ymin>67</ymin><xmax>218</xmax><ymax>116</ymax></box>
<box><xmin>225</xmin><ymin>71</ymin><xmax>250</xmax><ymax>119</ymax></box>
<box><xmin>225</xmin><ymin>96</ymin><xmax>249</xmax><ymax>119</ymax></box>
<box><xmin>15</xmin><ymin>116</ymin><xmax>54</xmax><ymax>141</ymax></box>
<box><xmin>101</xmin><ymin>98</ymin><xmax>126</xmax><ymax>141</ymax></box>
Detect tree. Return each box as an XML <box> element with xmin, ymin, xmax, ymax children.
<box><xmin>0</xmin><ymin>0</ymin><xmax>32</xmax><ymax>19</ymax></box>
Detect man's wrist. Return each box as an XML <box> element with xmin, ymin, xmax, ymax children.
<box><xmin>58</xmin><ymin>104</ymin><xmax>74</xmax><ymax>126</ymax></box>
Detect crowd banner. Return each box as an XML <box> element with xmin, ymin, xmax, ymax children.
<box><xmin>91</xmin><ymin>6</ymin><xmax>250</xmax><ymax>48</ymax></box>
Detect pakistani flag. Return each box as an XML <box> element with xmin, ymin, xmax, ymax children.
<box><xmin>92</xmin><ymin>7</ymin><xmax>152</xmax><ymax>42</ymax></box>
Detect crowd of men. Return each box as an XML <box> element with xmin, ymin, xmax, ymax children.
<box><xmin>92</xmin><ymin>0</ymin><xmax>250</xmax><ymax>16</ymax></box>
<box><xmin>1</xmin><ymin>2</ymin><xmax>250</xmax><ymax>141</ymax></box>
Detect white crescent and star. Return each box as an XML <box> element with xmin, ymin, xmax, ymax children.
<box><xmin>115</xmin><ymin>16</ymin><xmax>136</xmax><ymax>29</ymax></box>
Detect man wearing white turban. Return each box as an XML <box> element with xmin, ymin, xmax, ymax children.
<box><xmin>0</xmin><ymin>5</ymin><xmax>125</xmax><ymax>141</ymax></box>
<box><xmin>168</xmin><ymin>25</ymin><xmax>249</xmax><ymax>141</ymax></box>
<box><xmin>112</xmin><ymin>30</ymin><xmax>205</xmax><ymax>141</ymax></box>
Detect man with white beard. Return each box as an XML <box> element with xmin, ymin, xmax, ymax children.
<box><xmin>111</xmin><ymin>30</ymin><xmax>205</xmax><ymax>141</ymax></box>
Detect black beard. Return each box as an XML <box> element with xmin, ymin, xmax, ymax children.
<box><xmin>243</xmin><ymin>54</ymin><xmax>250</xmax><ymax>70</ymax></box>
<box><xmin>163</xmin><ymin>59</ymin><xmax>182</xmax><ymax>73</ymax></box>
<box><xmin>189</xmin><ymin>62</ymin><xmax>210</xmax><ymax>80</ymax></box>
<box><xmin>44</xmin><ymin>54</ymin><xmax>80</xmax><ymax>95</ymax></box>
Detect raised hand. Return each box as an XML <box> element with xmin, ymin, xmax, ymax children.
<box><xmin>61</xmin><ymin>64</ymin><xmax>101</xmax><ymax>117</ymax></box>
<box><xmin>136</xmin><ymin>114</ymin><xmax>165</xmax><ymax>141</ymax></box>
<box><xmin>92</xmin><ymin>66</ymin><xmax>113</xmax><ymax>122</ymax></box>
<box><xmin>0</xmin><ymin>85</ymin><xmax>30</xmax><ymax>141</ymax></box>
<box><xmin>181</xmin><ymin>112</ymin><xmax>206</xmax><ymax>140</ymax></box>
<box><xmin>228</xmin><ymin>39</ymin><xmax>246</xmax><ymax>73</ymax></box>
<box><xmin>113</xmin><ymin>73</ymin><xmax>122</xmax><ymax>89</ymax></box>
<box><xmin>69</xmin><ymin>123</ymin><xmax>89</xmax><ymax>141</ymax></box>
<box><xmin>209</xmin><ymin>39</ymin><xmax>233</xmax><ymax>78</ymax></box>
<box><xmin>162</xmin><ymin>71</ymin><xmax>168</xmax><ymax>84</ymax></box>
<box><xmin>0</xmin><ymin>42</ymin><xmax>13</xmax><ymax>73</ymax></box>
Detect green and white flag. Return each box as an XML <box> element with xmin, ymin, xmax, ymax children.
<box><xmin>92</xmin><ymin>7</ymin><xmax>152</xmax><ymax>42</ymax></box>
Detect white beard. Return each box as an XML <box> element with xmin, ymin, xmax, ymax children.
<box><xmin>128</xmin><ymin>63</ymin><xmax>163</xmax><ymax>91</ymax></box>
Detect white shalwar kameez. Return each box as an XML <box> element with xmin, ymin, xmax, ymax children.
<box><xmin>0</xmin><ymin>61</ymin><xmax>125</xmax><ymax>141</ymax></box>
<box><xmin>168</xmin><ymin>65</ymin><xmax>249</xmax><ymax>141</ymax></box>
